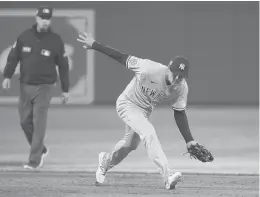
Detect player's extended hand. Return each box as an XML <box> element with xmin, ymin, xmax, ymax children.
<box><xmin>61</xmin><ymin>92</ymin><xmax>69</xmax><ymax>104</ymax></box>
<box><xmin>2</xmin><ymin>78</ymin><xmax>11</xmax><ymax>90</ymax></box>
<box><xmin>184</xmin><ymin>140</ymin><xmax>214</xmax><ymax>163</ymax></box>
<box><xmin>77</xmin><ymin>32</ymin><xmax>95</xmax><ymax>49</ymax></box>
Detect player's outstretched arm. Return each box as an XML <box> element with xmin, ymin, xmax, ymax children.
<box><xmin>174</xmin><ymin>109</ymin><xmax>214</xmax><ymax>162</ymax></box>
<box><xmin>77</xmin><ymin>32</ymin><xmax>130</xmax><ymax>66</ymax></box>
<box><xmin>173</xmin><ymin>109</ymin><xmax>194</xmax><ymax>143</ymax></box>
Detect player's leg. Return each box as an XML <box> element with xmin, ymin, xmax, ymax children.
<box><xmin>19</xmin><ymin>83</ymin><xmax>34</xmax><ymax>145</ymax></box>
<box><xmin>96</xmin><ymin>124</ymin><xmax>140</xmax><ymax>183</ymax></box>
<box><xmin>116</xmin><ymin>98</ymin><xmax>171</xmax><ymax>180</ymax></box>
<box><xmin>117</xmin><ymin>99</ymin><xmax>175</xmax><ymax>182</ymax></box>
<box><xmin>27</xmin><ymin>84</ymin><xmax>52</xmax><ymax>168</ymax></box>
<box><xmin>126</xmin><ymin>111</ymin><xmax>171</xmax><ymax>182</ymax></box>
<box><xmin>120</xmin><ymin>106</ymin><xmax>181</xmax><ymax>189</ymax></box>
<box><xmin>108</xmin><ymin>124</ymin><xmax>140</xmax><ymax>169</ymax></box>
<box><xmin>126</xmin><ymin>110</ymin><xmax>181</xmax><ymax>189</ymax></box>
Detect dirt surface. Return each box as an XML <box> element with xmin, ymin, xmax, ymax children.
<box><xmin>0</xmin><ymin>107</ymin><xmax>258</xmax><ymax>197</ymax></box>
<box><xmin>0</xmin><ymin>171</ymin><xmax>258</xmax><ymax>197</ymax></box>
<box><xmin>0</xmin><ymin>107</ymin><xmax>258</xmax><ymax>174</ymax></box>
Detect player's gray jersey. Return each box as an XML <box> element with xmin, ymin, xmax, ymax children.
<box><xmin>118</xmin><ymin>56</ymin><xmax>188</xmax><ymax>112</ymax></box>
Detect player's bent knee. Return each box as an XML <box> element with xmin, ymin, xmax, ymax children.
<box><xmin>141</xmin><ymin>133</ymin><xmax>157</xmax><ymax>146</ymax></box>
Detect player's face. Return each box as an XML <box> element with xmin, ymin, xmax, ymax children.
<box><xmin>167</xmin><ymin>70</ymin><xmax>183</xmax><ymax>85</ymax></box>
<box><xmin>36</xmin><ymin>16</ymin><xmax>51</xmax><ymax>31</ymax></box>
<box><xmin>172</xmin><ymin>74</ymin><xmax>183</xmax><ymax>85</ymax></box>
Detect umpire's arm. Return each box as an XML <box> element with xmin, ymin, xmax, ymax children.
<box><xmin>3</xmin><ymin>39</ymin><xmax>21</xmax><ymax>78</ymax></box>
<box><xmin>55</xmin><ymin>37</ymin><xmax>69</xmax><ymax>93</ymax></box>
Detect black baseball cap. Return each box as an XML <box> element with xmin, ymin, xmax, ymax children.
<box><xmin>36</xmin><ymin>6</ymin><xmax>53</xmax><ymax>19</ymax></box>
<box><xmin>169</xmin><ymin>56</ymin><xmax>189</xmax><ymax>78</ymax></box>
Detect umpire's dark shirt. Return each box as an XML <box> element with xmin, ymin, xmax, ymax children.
<box><xmin>3</xmin><ymin>24</ymin><xmax>69</xmax><ymax>92</ymax></box>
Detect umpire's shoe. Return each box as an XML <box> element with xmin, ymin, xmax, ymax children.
<box><xmin>95</xmin><ymin>152</ymin><xmax>109</xmax><ymax>185</ymax></box>
<box><xmin>165</xmin><ymin>172</ymin><xmax>182</xmax><ymax>190</ymax></box>
<box><xmin>24</xmin><ymin>147</ymin><xmax>49</xmax><ymax>170</ymax></box>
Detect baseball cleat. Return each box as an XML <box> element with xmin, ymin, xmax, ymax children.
<box><xmin>24</xmin><ymin>147</ymin><xmax>49</xmax><ymax>170</ymax></box>
<box><xmin>39</xmin><ymin>147</ymin><xmax>49</xmax><ymax>168</ymax></box>
<box><xmin>165</xmin><ymin>172</ymin><xmax>182</xmax><ymax>190</ymax></box>
<box><xmin>95</xmin><ymin>152</ymin><xmax>109</xmax><ymax>184</ymax></box>
<box><xmin>23</xmin><ymin>161</ymin><xmax>40</xmax><ymax>170</ymax></box>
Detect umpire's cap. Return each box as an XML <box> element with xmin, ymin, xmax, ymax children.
<box><xmin>169</xmin><ymin>56</ymin><xmax>189</xmax><ymax>78</ymax></box>
<box><xmin>36</xmin><ymin>6</ymin><xmax>53</xmax><ymax>19</ymax></box>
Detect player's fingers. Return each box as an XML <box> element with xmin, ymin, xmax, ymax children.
<box><xmin>77</xmin><ymin>38</ymin><xmax>86</xmax><ymax>43</ymax></box>
<box><xmin>78</xmin><ymin>34</ymin><xmax>87</xmax><ymax>40</ymax></box>
<box><xmin>76</xmin><ymin>38</ymin><xmax>84</xmax><ymax>42</ymax></box>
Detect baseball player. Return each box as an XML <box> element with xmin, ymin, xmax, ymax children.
<box><xmin>77</xmin><ymin>33</ymin><xmax>213</xmax><ymax>190</ymax></box>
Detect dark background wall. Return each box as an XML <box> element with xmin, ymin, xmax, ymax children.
<box><xmin>0</xmin><ymin>1</ymin><xmax>258</xmax><ymax>105</ymax></box>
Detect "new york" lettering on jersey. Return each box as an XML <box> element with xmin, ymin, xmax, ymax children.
<box><xmin>141</xmin><ymin>85</ymin><xmax>157</xmax><ymax>98</ymax></box>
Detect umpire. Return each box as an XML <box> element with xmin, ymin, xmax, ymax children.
<box><xmin>2</xmin><ymin>6</ymin><xmax>70</xmax><ymax>170</ymax></box>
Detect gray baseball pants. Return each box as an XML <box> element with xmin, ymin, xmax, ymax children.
<box><xmin>18</xmin><ymin>83</ymin><xmax>53</xmax><ymax>165</ymax></box>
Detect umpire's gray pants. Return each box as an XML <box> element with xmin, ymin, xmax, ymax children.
<box><xmin>19</xmin><ymin>83</ymin><xmax>53</xmax><ymax>165</ymax></box>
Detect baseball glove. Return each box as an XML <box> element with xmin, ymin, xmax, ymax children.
<box><xmin>184</xmin><ymin>143</ymin><xmax>214</xmax><ymax>163</ymax></box>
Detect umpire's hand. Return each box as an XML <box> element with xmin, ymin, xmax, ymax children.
<box><xmin>61</xmin><ymin>92</ymin><xmax>69</xmax><ymax>104</ymax></box>
<box><xmin>2</xmin><ymin>78</ymin><xmax>11</xmax><ymax>90</ymax></box>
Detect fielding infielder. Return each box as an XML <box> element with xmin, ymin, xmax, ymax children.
<box><xmin>77</xmin><ymin>32</ymin><xmax>213</xmax><ymax>190</ymax></box>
